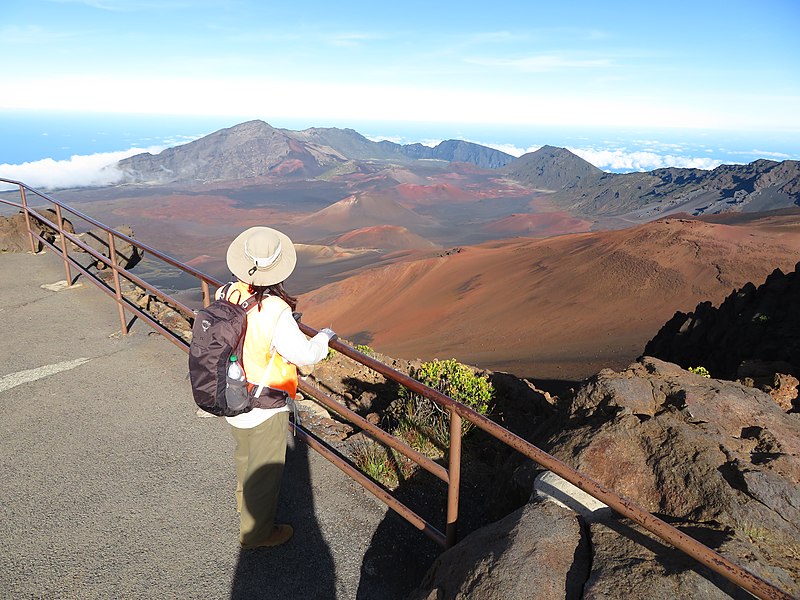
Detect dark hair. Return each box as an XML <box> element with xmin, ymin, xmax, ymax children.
<box><xmin>248</xmin><ymin>282</ymin><xmax>297</xmax><ymax>312</ymax></box>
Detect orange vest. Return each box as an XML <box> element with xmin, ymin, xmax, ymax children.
<box><xmin>220</xmin><ymin>283</ymin><xmax>299</xmax><ymax>401</ymax></box>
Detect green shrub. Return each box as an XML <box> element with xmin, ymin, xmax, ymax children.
<box><xmin>398</xmin><ymin>358</ymin><xmax>494</xmax><ymax>446</ymax></box>
<box><xmin>355</xmin><ymin>344</ymin><xmax>375</xmax><ymax>356</ymax></box>
<box><xmin>688</xmin><ymin>366</ymin><xmax>711</xmax><ymax>378</ymax></box>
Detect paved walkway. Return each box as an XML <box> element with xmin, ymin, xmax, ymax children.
<box><xmin>0</xmin><ymin>250</ymin><xmax>438</xmax><ymax>599</ymax></box>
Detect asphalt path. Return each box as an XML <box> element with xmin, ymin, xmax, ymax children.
<box><xmin>0</xmin><ymin>250</ymin><xmax>438</xmax><ymax>599</ymax></box>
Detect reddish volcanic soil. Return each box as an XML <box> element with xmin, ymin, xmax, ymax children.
<box><xmin>483</xmin><ymin>212</ymin><xmax>593</xmax><ymax>237</ymax></box>
<box><xmin>53</xmin><ymin>182</ymin><xmax>800</xmax><ymax>384</ymax></box>
<box><xmin>394</xmin><ymin>182</ymin><xmax>478</xmax><ymax>205</ymax></box>
<box><xmin>296</xmin><ymin>192</ymin><xmax>435</xmax><ymax>234</ymax></box>
<box><xmin>300</xmin><ymin>213</ymin><xmax>800</xmax><ymax>381</ymax></box>
<box><xmin>110</xmin><ymin>194</ymin><xmax>290</xmax><ymax>227</ymax></box>
<box><xmin>331</xmin><ymin>226</ymin><xmax>440</xmax><ymax>251</ymax></box>
<box><xmin>63</xmin><ymin>192</ymin><xmax>297</xmax><ymax>259</ymax></box>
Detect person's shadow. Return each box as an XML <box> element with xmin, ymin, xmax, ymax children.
<box><xmin>230</xmin><ymin>434</ymin><xmax>335</xmax><ymax>599</ymax></box>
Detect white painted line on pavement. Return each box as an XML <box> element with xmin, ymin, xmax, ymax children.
<box><xmin>0</xmin><ymin>358</ymin><xmax>91</xmax><ymax>393</ymax></box>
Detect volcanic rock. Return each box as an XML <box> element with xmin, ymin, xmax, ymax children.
<box><xmin>0</xmin><ymin>209</ymin><xmax>75</xmax><ymax>253</ymax></box>
<box><xmin>535</xmin><ymin>357</ymin><xmax>800</xmax><ymax>594</ymax></box>
<box><xmin>0</xmin><ymin>212</ymin><xmax>36</xmax><ymax>252</ymax></box>
<box><xmin>645</xmin><ymin>262</ymin><xmax>800</xmax><ymax>410</ymax></box>
<box><xmin>407</xmin><ymin>501</ymin><xmax>589</xmax><ymax>600</ymax></box>
<box><xmin>76</xmin><ymin>225</ymin><xmax>143</xmax><ymax>270</ymax></box>
<box><xmin>416</xmin><ymin>357</ymin><xmax>799</xmax><ymax>598</ymax></box>
<box><xmin>581</xmin><ymin>517</ymin><xmax>777</xmax><ymax>600</ymax></box>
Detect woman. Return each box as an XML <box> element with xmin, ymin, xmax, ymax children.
<box><xmin>219</xmin><ymin>226</ymin><xmax>335</xmax><ymax>549</ymax></box>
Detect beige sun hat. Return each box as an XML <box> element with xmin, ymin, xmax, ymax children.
<box><xmin>226</xmin><ymin>227</ymin><xmax>297</xmax><ymax>286</ymax></box>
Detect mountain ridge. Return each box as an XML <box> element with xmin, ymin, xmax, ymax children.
<box><xmin>536</xmin><ymin>157</ymin><xmax>800</xmax><ymax>218</ymax></box>
<box><xmin>117</xmin><ymin>120</ymin><xmax>515</xmax><ymax>184</ymax></box>
<box><xmin>114</xmin><ymin>119</ymin><xmax>800</xmax><ymax>219</ymax></box>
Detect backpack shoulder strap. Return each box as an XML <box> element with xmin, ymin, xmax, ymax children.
<box><xmin>217</xmin><ymin>282</ymin><xmax>233</xmax><ymax>301</ymax></box>
<box><xmin>219</xmin><ymin>282</ymin><xmax>258</xmax><ymax>313</ymax></box>
<box><xmin>239</xmin><ymin>294</ymin><xmax>260</xmax><ymax>313</ymax></box>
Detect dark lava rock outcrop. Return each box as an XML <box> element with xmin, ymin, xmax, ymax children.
<box><xmin>410</xmin><ymin>357</ymin><xmax>800</xmax><ymax>599</ymax></box>
<box><xmin>645</xmin><ymin>262</ymin><xmax>800</xmax><ymax>411</ymax></box>
<box><xmin>408</xmin><ymin>501</ymin><xmax>589</xmax><ymax>600</ymax></box>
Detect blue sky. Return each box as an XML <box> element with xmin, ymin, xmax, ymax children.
<box><xmin>3</xmin><ymin>0</ymin><xmax>799</xmax><ymax>131</ymax></box>
<box><xmin>1</xmin><ymin>0</ymin><xmax>799</xmax><ymax>190</ymax></box>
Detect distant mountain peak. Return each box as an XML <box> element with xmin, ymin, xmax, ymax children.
<box><xmin>116</xmin><ymin>121</ymin><xmax>515</xmax><ymax>184</ymax></box>
<box><xmin>500</xmin><ymin>145</ymin><xmax>603</xmax><ymax>190</ymax></box>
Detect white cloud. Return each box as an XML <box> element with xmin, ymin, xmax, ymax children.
<box><xmin>0</xmin><ymin>146</ymin><xmax>165</xmax><ymax>191</ymax></box>
<box><xmin>364</xmin><ymin>134</ymin><xmax>404</xmax><ymax>144</ymax></box>
<box><xmin>567</xmin><ymin>147</ymin><xmax>725</xmax><ymax>172</ymax></box>
<box><xmin>417</xmin><ymin>139</ymin><xmax>444</xmax><ymax>148</ymax></box>
<box><xmin>465</xmin><ymin>54</ymin><xmax>612</xmax><ymax>72</ymax></box>
<box><xmin>461</xmin><ymin>139</ymin><xmax>727</xmax><ymax>170</ymax></box>
<box><xmin>479</xmin><ymin>142</ymin><xmax>540</xmax><ymax>157</ymax></box>
<box><xmin>362</xmin><ymin>134</ymin><xmax>450</xmax><ymax>149</ymax></box>
<box><xmin>1</xmin><ymin>74</ymin><xmax>748</xmax><ymax>131</ymax></box>
<box><xmin>728</xmin><ymin>149</ymin><xmax>791</xmax><ymax>159</ymax></box>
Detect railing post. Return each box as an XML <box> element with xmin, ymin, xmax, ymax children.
<box><xmin>54</xmin><ymin>204</ymin><xmax>72</xmax><ymax>284</ymax></box>
<box><xmin>19</xmin><ymin>185</ymin><xmax>37</xmax><ymax>253</ymax></box>
<box><xmin>446</xmin><ymin>409</ymin><xmax>462</xmax><ymax>548</ymax></box>
<box><xmin>201</xmin><ymin>281</ymin><xmax>211</xmax><ymax>308</ymax></box>
<box><xmin>107</xmin><ymin>232</ymin><xmax>129</xmax><ymax>335</ymax></box>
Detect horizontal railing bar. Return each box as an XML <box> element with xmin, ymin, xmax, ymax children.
<box><xmin>293</xmin><ymin>424</ymin><xmax>447</xmax><ymax>548</ymax></box>
<box><xmin>0</xmin><ymin>197</ymin><xmax>23</xmax><ymax>209</ymax></box>
<box><xmin>298</xmin><ymin>379</ymin><xmax>450</xmax><ymax>484</ymax></box>
<box><xmin>299</xmin><ymin>326</ymin><xmax>464</xmax><ymax>415</ymax></box>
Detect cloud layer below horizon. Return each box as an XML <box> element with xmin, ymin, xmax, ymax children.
<box><xmin>0</xmin><ymin>140</ymin><xmax>752</xmax><ymax>192</ymax></box>
<box><xmin>0</xmin><ymin>146</ymin><xmax>164</xmax><ymax>192</ymax></box>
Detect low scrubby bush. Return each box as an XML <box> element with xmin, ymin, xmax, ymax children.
<box><xmin>689</xmin><ymin>365</ymin><xmax>711</xmax><ymax>378</ymax></box>
<box><xmin>397</xmin><ymin>358</ymin><xmax>494</xmax><ymax>447</ymax></box>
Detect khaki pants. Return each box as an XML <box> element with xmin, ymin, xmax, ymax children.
<box><xmin>230</xmin><ymin>412</ymin><xmax>289</xmax><ymax>547</ymax></box>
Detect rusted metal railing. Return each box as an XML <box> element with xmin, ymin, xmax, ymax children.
<box><xmin>0</xmin><ymin>177</ymin><xmax>792</xmax><ymax>600</ymax></box>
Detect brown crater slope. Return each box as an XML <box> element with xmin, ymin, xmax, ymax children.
<box><xmin>483</xmin><ymin>212</ymin><xmax>593</xmax><ymax>237</ymax></box>
<box><xmin>300</xmin><ymin>211</ymin><xmax>800</xmax><ymax>381</ymax></box>
<box><xmin>294</xmin><ymin>191</ymin><xmax>435</xmax><ymax>236</ymax></box>
<box><xmin>327</xmin><ymin>226</ymin><xmax>440</xmax><ymax>251</ymax></box>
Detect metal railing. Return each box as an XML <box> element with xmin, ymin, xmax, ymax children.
<box><xmin>0</xmin><ymin>177</ymin><xmax>792</xmax><ymax>600</ymax></box>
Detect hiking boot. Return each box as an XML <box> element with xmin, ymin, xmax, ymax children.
<box><xmin>241</xmin><ymin>524</ymin><xmax>293</xmax><ymax>549</ymax></box>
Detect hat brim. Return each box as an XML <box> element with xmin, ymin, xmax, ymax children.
<box><xmin>226</xmin><ymin>227</ymin><xmax>297</xmax><ymax>286</ymax></box>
